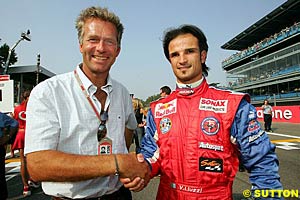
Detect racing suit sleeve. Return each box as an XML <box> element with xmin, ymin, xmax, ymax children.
<box><xmin>140</xmin><ymin>109</ymin><xmax>160</xmax><ymax>177</ymax></box>
<box><xmin>231</xmin><ymin>99</ymin><xmax>283</xmax><ymax>199</ymax></box>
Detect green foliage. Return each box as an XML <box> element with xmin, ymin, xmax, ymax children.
<box><xmin>0</xmin><ymin>43</ymin><xmax>18</xmax><ymax>68</ymax></box>
<box><xmin>142</xmin><ymin>93</ymin><xmax>161</xmax><ymax>107</ymax></box>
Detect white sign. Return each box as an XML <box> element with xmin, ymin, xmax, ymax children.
<box><xmin>0</xmin><ymin>80</ymin><xmax>14</xmax><ymax>113</ymax></box>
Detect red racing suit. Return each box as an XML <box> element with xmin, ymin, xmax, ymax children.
<box><xmin>142</xmin><ymin>78</ymin><xmax>282</xmax><ymax>199</ymax></box>
<box><xmin>143</xmin><ymin>79</ymin><xmax>248</xmax><ymax>199</ymax></box>
<box><xmin>141</xmin><ymin>76</ymin><xmax>282</xmax><ymax>200</ymax></box>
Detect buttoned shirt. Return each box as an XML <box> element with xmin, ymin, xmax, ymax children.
<box><xmin>24</xmin><ymin>65</ymin><xmax>137</xmax><ymax>198</ymax></box>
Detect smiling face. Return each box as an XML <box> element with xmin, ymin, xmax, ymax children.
<box><xmin>79</xmin><ymin>18</ymin><xmax>120</xmax><ymax>81</ymax></box>
<box><xmin>168</xmin><ymin>33</ymin><xmax>207</xmax><ymax>84</ymax></box>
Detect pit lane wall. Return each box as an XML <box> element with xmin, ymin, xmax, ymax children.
<box><xmin>256</xmin><ymin>106</ymin><xmax>300</xmax><ymax>123</ymax></box>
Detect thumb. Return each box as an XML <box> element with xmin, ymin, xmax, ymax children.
<box><xmin>137</xmin><ymin>153</ymin><xmax>144</xmax><ymax>162</ymax></box>
<box><xmin>119</xmin><ymin>178</ymin><xmax>131</xmax><ymax>184</ymax></box>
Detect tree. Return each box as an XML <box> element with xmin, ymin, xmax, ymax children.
<box><xmin>143</xmin><ymin>94</ymin><xmax>160</xmax><ymax>107</ymax></box>
<box><xmin>0</xmin><ymin>43</ymin><xmax>18</xmax><ymax>69</ymax></box>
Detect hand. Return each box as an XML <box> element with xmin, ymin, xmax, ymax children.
<box><xmin>138</xmin><ymin>123</ymin><xmax>145</xmax><ymax>128</ymax></box>
<box><xmin>118</xmin><ymin>153</ymin><xmax>150</xmax><ymax>179</ymax></box>
<box><xmin>120</xmin><ymin>176</ymin><xmax>146</xmax><ymax>192</ymax></box>
<box><xmin>120</xmin><ymin>154</ymin><xmax>150</xmax><ymax>192</ymax></box>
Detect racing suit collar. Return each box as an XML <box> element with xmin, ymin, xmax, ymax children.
<box><xmin>176</xmin><ymin>77</ymin><xmax>204</xmax><ymax>89</ymax></box>
<box><xmin>176</xmin><ymin>77</ymin><xmax>207</xmax><ymax>96</ymax></box>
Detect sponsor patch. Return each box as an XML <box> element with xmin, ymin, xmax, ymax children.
<box><xmin>154</xmin><ymin>99</ymin><xmax>177</xmax><ymax>118</ymax></box>
<box><xmin>248</xmin><ymin>110</ymin><xmax>255</xmax><ymax>120</ymax></box>
<box><xmin>178</xmin><ymin>89</ymin><xmax>194</xmax><ymax>95</ymax></box>
<box><xmin>170</xmin><ymin>183</ymin><xmax>203</xmax><ymax>194</ymax></box>
<box><xmin>199</xmin><ymin>142</ymin><xmax>224</xmax><ymax>151</ymax></box>
<box><xmin>199</xmin><ymin>157</ymin><xmax>223</xmax><ymax>173</ymax></box>
<box><xmin>199</xmin><ymin>98</ymin><xmax>228</xmax><ymax>113</ymax></box>
<box><xmin>248</xmin><ymin>119</ymin><xmax>260</xmax><ymax>132</ymax></box>
<box><xmin>159</xmin><ymin>117</ymin><xmax>172</xmax><ymax>134</ymax></box>
<box><xmin>249</xmin><ymin>130</ymin><xmax>265</xmax><ymax>143</ymax></box>
<box><xmin>201</xmin><ymin>117</ymin><xmax>220</xmax><ymax>136</ymax></box>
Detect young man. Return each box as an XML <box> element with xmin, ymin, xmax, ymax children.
<box><xmin>135</xmin><ymin>25</ymin><xmax>282</xmax><ymax>199</ymax></box>
<box><xmin>160</xmin><ymin>85</ymin><xmax>171</xmax><ymax>98</ymax></box>
<box><xmin>24</xmin><ymin>6</ymin><xmax>149</xmax><ymax>199</ymax></box>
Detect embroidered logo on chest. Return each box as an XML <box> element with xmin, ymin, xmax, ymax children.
<box><xmin>154</xmin><ymin>99</ymin><xmax>177</xmax><ymax>118</ymax></box>
<box><xmin>159</xmin><ymin>117</ymin><xmax>172</xmax><ymax>134</ymax></box>
<box><xmin>201</xmin><ymin>117</ymin><xmax>220</xmax><ymax>136</ymax></box>
<box><xmin>199</xmin><ymin>98</ymin><xmax>228</xmax><ymax>113</ymax></box>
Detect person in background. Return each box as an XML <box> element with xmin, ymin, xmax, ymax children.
<box><xmin>5</xmin><ymin>110</ymin><xmax>16</xmax><ymax>159</ymax></box>
<box><xmin>24</xmin><ymin>6</ymin><xmax>149</xmax><ymax>200</ymax></box>
<box><xmin>159</xmin><ymin>85</ymin><xmax>171</xmax><ymax>98</ymax></box>
<box><xmin>12</xmin><ymin>90</ymin><xmax>40</xmax><ymax>196</ymax></box>
<box><xmin>0</xmin><ymin>112</ymin><xmax>18</xmax><ymax>200</ymax></box>
<box><xmin>131</xmin><ymin>24</ymin><xmax>282</xmax><ymax>199</ymax></box>
<box><xmin>132</xmin><ymin>99</ymin><xmax>147</xmax><ymax>152</ymax></box>
<box><xmin>262</xmin><ymin>99</ymin><xmax>273</xmax><ymax>132</ymax></box>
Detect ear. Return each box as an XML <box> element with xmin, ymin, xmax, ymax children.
<box><xmin>79</xmin><ymin>42</ymin><xmax>83</xmax><ymax>53</ymax></box>
<box><xmin>115</xmin><ymin>47</ymin><xmax>121</xmax><ymax>57</ymax></box>
<box><xmin>200</xmin><ymin>50</ymin><xmax>207</xmax><ymax>63</ymax></box>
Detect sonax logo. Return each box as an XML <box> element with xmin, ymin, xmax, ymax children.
<box><xmin>199</xmin><ymin>98</ymin><xmax>228</xmax><ymax>113</ymax></box>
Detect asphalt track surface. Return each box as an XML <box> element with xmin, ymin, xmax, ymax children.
<box><xmin>5</xmin><ymin>122</ymin><xmax>300</xmax><ymax>200</ymax></box>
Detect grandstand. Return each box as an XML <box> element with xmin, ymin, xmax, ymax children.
<box><xmin>221</xmin><ymin>0</ymin><xmax>300</xmax><ymax>106</ymax></box>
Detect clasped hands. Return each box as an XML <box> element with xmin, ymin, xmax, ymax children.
<box><xmin>118</xmin><ymin>153</ymin><xmax>151</xmax><ymax>192</ymax></box>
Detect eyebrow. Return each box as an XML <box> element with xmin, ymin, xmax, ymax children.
<box><xmin>169</xmin><ymin>47</ymin><xmax>199</xmax><ymax>56</ymax></box>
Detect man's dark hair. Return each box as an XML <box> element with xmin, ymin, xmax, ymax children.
<box><xmin>160</xmin><ymin>85</ymin><xmax>171</xmax><ymax>95</ymax></box>
<box><xmin>162</xmin><ymin>24</ymin><xmax>209</xmax><ymax>77</ymax></box>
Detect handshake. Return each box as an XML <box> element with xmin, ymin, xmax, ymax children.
<box><xmin>116</xmin><ymin>153</ymin><xmax>151</xmax><ymax>192</ymax></box>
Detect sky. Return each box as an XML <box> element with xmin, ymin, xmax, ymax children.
<box><xmin>0</xmin><ymin>0</ymin><xmax>286</xmax><ymax>100</ymax></box>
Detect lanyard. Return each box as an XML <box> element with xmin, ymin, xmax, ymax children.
<box><xmin>74</xmin><ymin>69</ymin><xmax>103</xmax><ymax>122</ymax></box>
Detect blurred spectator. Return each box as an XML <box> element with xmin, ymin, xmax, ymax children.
<box><xmin>160</xmin><ymin>86</ymin><xmax>171</xmax><ymax>98</ymax></box>
<box><xmin>12</xmin><ymin>90</ymin><xmax>39</xmax><ymax>196</ymax></box>
<box><xmin>132</xmin><ymin>99</ymin><xmax>147</xmax><ymax>152</ymax></box>
<box><xmin>0</xmin><ymin>112</ymin><xmax>18</xmax><ymax>199</ymax></box>
<box><xmin>262</xmin><ymin>99</ymin><xmax>273</xmax><ymax>132</ymax></box>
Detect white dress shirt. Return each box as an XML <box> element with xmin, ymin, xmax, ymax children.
<box><xmin>25</xmin><ymin>65</ymin><xmax>137</xmax><ymax>198</ymax></box>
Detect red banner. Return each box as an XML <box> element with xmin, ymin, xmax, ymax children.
<box><xmin>256</xmin><ymin>106</ymin><xmax>300</xmax><ymax>123</ymax></box>
<box><xmin>0</xmin><ymin>75</ymin><xmax>10</xmax><ymax>81</ymax></box>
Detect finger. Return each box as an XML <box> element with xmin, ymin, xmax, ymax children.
<box><xmin>130</xmin><ymin>179</ymin><xmax>145</xmax><ymax>192</ymax></box>
<box><xmin>119</xmin><ymin>177</ymin><xmax>131</xmax><ymax>184</ymax></box>
<box><xmin>137</xmin><ymin>153</ymin><xmax>144</xmax><ymax>162</ymax></box>
<box><xmin>122</xmin><ymin>177</ymin><xmax>141</xmax><ymax>189</ymax></box>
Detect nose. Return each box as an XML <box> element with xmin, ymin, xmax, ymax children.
<box><xmin>178</xmin><ymin>53</ymin><xmax>188</xmax><ymax>64</ymax></box>
<box><xmin>96</xmin><ymin>40</ymin><xmax>106</xmax><ymax>52</ymax></box>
